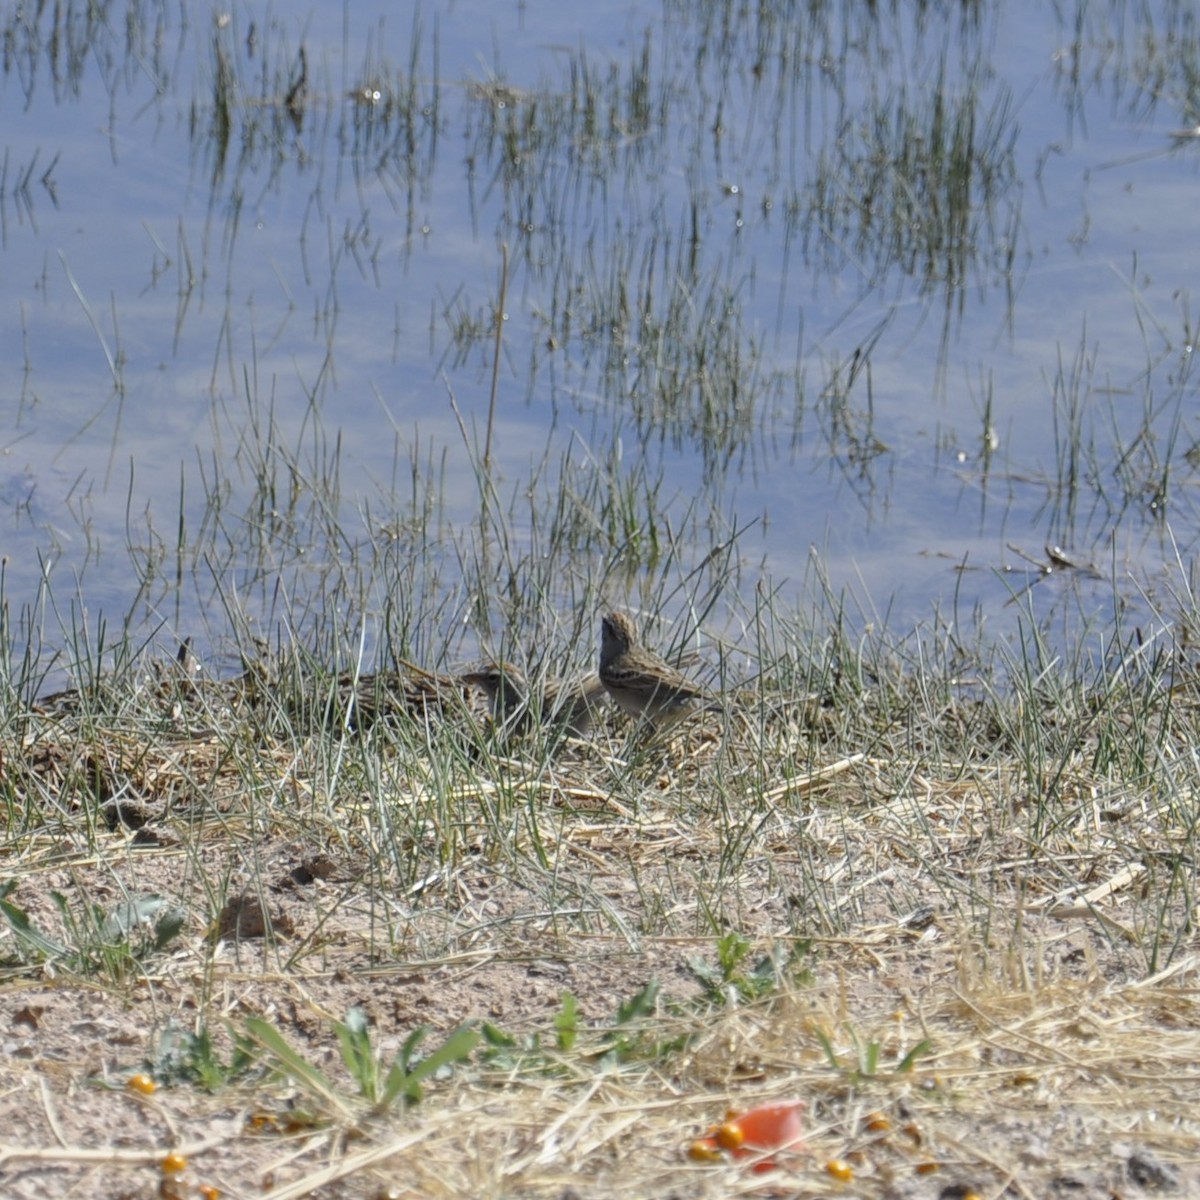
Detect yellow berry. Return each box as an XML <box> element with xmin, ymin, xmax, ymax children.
<box><xmin>160</xmin><ymin>1151</ymin><xmax>188</xmax><ymax>1175</ymax></box>
<box><xmin>825</xmin><ymin>1158</ymin><xmax>854</xmax><ymax>1182</ymax></box>
<box><xmin>687</xmin><ymin>1139</ymin><xmax>723</xmax><ymax>1163</ymax></box>
<box><xmin>126</xmin><ymin>1073</ymin><xmax>156</xmax><ymax>1095</ymax></box>
<box><xmin>715</xmin><ymin>1121</ymin><xmax>745</xmax><ymax>1151</ymax></box>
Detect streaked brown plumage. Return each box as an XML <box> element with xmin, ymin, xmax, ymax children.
<box><xmin>348</xmin><ymin>660</ymin><xmax>469</xmax><ymax>729</ymax></box>
<box><xmin>598</xmin><ymin>610</ymin><xmax>718</xmax><ymax>726</ymax></box>
<box><xmin>462</xmin><ymin>662</ymin><xmax>608</xmax><ymax>737</ymax></box>
<box><xmin>229</xmin><ymin>647</ymin><xmax>471</xmax><ymax>733</ymax></box>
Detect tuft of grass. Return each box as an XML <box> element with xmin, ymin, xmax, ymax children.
<box><xmin>244</xmin><ymin>1008</ymin><xmax>482</xmax><ymax>1118</ymax></box>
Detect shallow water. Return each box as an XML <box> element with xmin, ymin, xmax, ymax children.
<box><xmin>1</xmin><ymin>0</ymin><xmax>1198</xmax><ymax>677</ymax></box>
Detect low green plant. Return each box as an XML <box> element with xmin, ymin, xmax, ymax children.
<box><xmin>0</xmin><ymin>880</ymin><xmax>185</xmax><ymax>981</ymax></box>
<box><xmin>815</xmin><ymin>1025</ymin><xmax>931</xmax><ymax>1082</ymax></box>
<box><xmin>147</xmin><ymin>1021</ymin><xmax>255</xmax><ymax>1091</ymax></box>
<box><xmin>477</xmin><ymin>990</ymin><xmax>580</xmax><ymax>1070</ymax></box>
<box><xmin>553</xmin><ymin>989</ymin><xmax>579</xmax><ymax>1052</ymax></box>
<box><xmin>478</xmin><ymin>983</ymin><xmax>684</xmax><ymax>1072</ymax></box>
<box><xmin>598</xmin><ymin>980</ymin><xmax>691</xmax><ymax>1064</ymax></box>
<box><xmin>244</xmin><ymin>1008</ymin><xmax>481</xmax><ymax>1117</ymax></box>
<box><xmin>686</xmin><ymin>933</ymin><xmax>811</xmax><ymax>1005</ymax></box>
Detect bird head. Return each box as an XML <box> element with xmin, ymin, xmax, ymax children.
<box><xmin>462</xmin><ymin>663</ymin><xmax>528</xmax><ymax>715</ymax></box>
<box><xmin>600</xmin><ymin>611</ymin><xmax>637</xmax><ymax>665</ymax></box>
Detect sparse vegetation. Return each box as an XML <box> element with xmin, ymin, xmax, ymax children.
<box><xmin>3</xmin><ymin>1</ymin><xmax>1200</xmax><ymax>1198</ymax></box>
<box><xmin>3</xmin><ymin>560</ymin><xmax>1200</xmax><ymax>1195</ymax></box>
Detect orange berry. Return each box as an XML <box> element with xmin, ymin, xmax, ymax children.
<box><xmin>160</xmin><ymin>1151</ymin><xmax>188</xmax><ymax>1175</ymax></box>
<box><xmin>825</xmin><ymin>1158</ymin><xmax>854</xmax><ymax>1182</ymax></box>
<box><xmin>126</xmin><ymin>1073</ymin><xmax>156</xmax><ymax>1095</ymax></box>
<box><xmin>687</xmin><ymin>1139</ymin><xmax>724</xmax><ymax>1163</ymax></box>
<box><xmin>715</xmin><ymin>1121</ymin><xmax>745</xmax><ymax>1151</ymax></box>
<box><xmin>198</xmin><ymin>1187</ymin><xmax>221</xmax><ymax>1200</ymax></box>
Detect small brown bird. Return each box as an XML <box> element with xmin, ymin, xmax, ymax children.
<box><xmin>462</xmin><ymin>662</ymin><xmax>608</xmax><ymax>737</ymax></box>
<box><xmin>598</xmin><ymin>610</ymin><xmax>718</xmax><ymax>727</ymax></box>
<box><xmin>343</xmin><ymin>660</ymin><xmax>470</xmax><ymax>731</ymax></box>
